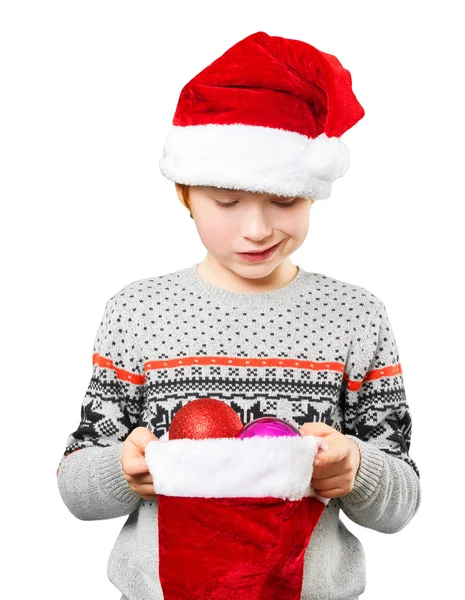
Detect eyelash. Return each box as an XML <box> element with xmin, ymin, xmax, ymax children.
<box><xmin>216</xmin><ymin>200</ymin><xmax>297</xmax><ymax>209</ymax></box>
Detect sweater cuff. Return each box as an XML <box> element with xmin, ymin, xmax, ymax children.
<box><xmin>343</xmin><ymin>435</ymin><xmax>386</xmax><ymax>504</ymax></box>
<box><xmin>95</xmin><ymin>443</ymin><xmax>141</xmax><ymax>505</ymax></box>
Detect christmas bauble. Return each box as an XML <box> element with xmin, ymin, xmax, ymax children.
<box><xmin>237</xmin><ymin>417</ymin><xmax>301</xmax><ymax>439</ymax></box>
<box><xmin>169</xmin><ymin>398</ymin><xmax>243</xmax><ymax>440</ymax></box>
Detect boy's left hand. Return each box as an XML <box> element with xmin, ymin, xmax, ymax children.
<box><xmin>299</xmin><ymin>422</ymin><xmax>361</xmax><ymax>499</ymax></box>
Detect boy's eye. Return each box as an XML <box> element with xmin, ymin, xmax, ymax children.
<box><xmin>216</xmin><ymin>199</ymin><xmax>297</xmax><ymax>209</ymax></box>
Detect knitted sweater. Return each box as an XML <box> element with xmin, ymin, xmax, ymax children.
<box><xmin>56</xmin><ymin>263</ymin><xmax>421</xmax><ymax>600</ymax></box>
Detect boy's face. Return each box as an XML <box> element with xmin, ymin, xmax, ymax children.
<box><xmin>176</xmin><ymin>185</ymin><xmax>314</xmax><ymax>284</ymax></box>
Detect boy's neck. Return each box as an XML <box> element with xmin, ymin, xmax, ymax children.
<box><xmin>196</xmin><ymin>257</ymin><xmax>299</xmax><ymax>295</ymax></box>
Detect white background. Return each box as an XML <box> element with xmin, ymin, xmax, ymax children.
<box><xmin>2</xmin><ymin>1</ymin><xmax>463</xmax><ymax>598</ymax></box>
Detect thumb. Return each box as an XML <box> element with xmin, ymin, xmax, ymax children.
<box><xmin>299</xmin><ymin>422</ymin><xmax>333</xmax><ymax>436</ymax></box>
<box><xmin>122</xmin><ymin>428</ymin><xmax>158</xmax><ymax>476</ymax></box>
<box><xmin>127</xmin><ymin>427</ymin><xmax>158</xmax><ymax>456</ymax></box>
<box><xmin>299</xmin><ymin>422</ymin><xmax>332</xmax><ymax>448</ymax></box>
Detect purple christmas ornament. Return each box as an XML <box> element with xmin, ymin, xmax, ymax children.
<box><xmin>237</xmin><ymin>416</ymin><xmax>301</xmax><ymax>439</ymax></box>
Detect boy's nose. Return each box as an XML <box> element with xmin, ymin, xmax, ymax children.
<box><xmin>239</xmin><ymin>211</ymin><xmax>274</xmax><ymax>237</ymax></box>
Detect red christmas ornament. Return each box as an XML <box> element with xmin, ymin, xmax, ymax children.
<box><xmin>169</xmin><ymin>398</ymin><xmax>243</xmax><ymax>440</ymax></box>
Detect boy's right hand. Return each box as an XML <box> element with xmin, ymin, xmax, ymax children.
<box><xmin>121</xmin><ymin>426</ymin><xmax>159</xmax><ymax>500</ymax></box>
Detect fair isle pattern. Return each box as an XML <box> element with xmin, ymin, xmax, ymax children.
<box><xmin>91</xmin><ymin>354</ymin><xmax>403</xmax><ymax>390</ymax></box>
<box><xmin>60</xmin><ymin>264</ymin><xmax>419</xmax><ymax>479</ymax></box>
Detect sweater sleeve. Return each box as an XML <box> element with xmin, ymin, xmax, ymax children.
<box><xmin>56</xmin><ymin>293</ymin><xmax>144</xmax><ymax>520</ymax></box>
<box><xmin>339</xmin><ymin>300</ymin><xmax>421</xmax><ymax>533</ymax></box>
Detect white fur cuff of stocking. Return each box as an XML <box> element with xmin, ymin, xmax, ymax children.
<box><xmin>145</xmin><ymin>434</ymin><xmax>330</xmax><ymax>504</ymax></box>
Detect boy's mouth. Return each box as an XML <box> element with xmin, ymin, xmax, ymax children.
<box><xmin>237</xmin><ymin>241</ymin><xmax>282</xmax><ymax>262</ymax></box>
<box><xmin>239</xmin><ymin>241</ymin><xmax>280</xmax><ymax>254</ymax></box>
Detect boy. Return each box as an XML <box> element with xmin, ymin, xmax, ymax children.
<box><xmin>57</xmin><ymin>31</ymin><xmax>421</xmax><ymax>599</ymax></box>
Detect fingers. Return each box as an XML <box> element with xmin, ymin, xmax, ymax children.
<box><xmin>314</xmin><ymin>443</ymin><xmax>349</xmax><ymax>469</ymax></box>
<box><xmin>123</xmin><ymin>456</ymin><xmax>150</xmax><ymax>476</ymax></box>
<box><xmin>123</xmin><ymin>472</ymin><xmax>157</xmax><ymax>499</ymax></box>
<box><xmin>137</xmin><ymin>483</ymin><xmax>157</xmax><ymax>496</ymax></box>
<box><xmin>131</xmin><ymin>473</ymin><xmax>155</xmax><ymax>485</ymax></box>
<box><xmin>312</xmin><ymin>461</ymin><xmax>352</xmax><ymax>479</ymax></box>
<box><xmin>312</xmin><ymin>487</ymin><xmax>346</xmax><ymax>499</ymax></box>
<box><xmin>120</xmin><ymin>427</ymin><xmax>159</xmax><ymax>499</ymax></box>
<box><xmin>311</xmin><ymin>474</ymin><xmax>350</xmax><ymax>495</ymax></box>
<box><xmin>121</xmin><ymin>458</ymin><xmax>154</xmax><ymax>485</ymax></box>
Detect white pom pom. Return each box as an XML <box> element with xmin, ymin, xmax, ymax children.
<box><xmin>306</xmin><ymin>134</ymin><xmax>350</xmax><ymax>181</ymax></box>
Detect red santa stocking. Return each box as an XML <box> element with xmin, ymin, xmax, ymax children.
<box><xmin>145</xmin><ymin>435</ymin><xmax>329</xmax><ymax>600</ymax></box>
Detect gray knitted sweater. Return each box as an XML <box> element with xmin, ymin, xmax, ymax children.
<box><xmin>56</xmin><ymin>263</ymin><xmax>421</xmax><ymax>600</ymax></box>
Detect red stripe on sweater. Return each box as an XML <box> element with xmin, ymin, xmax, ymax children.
<box><xmin>144</xmin><ymin>356</ymin><xmax>345</xmax><ymax>372</ymax></box>
<box><xmin>92</xmin><ymin>353</ymin><xmax>402</xmax><ymax>392</ymax></box>
<box><xmin>343</xmin><ymin>363</ymin><xmax>403</xmax><ymax>391</ymax></box>
<box><xmin>92</xmin><ymin>353</ymin><xmax>146</xmax><ymax>384</ymax></box>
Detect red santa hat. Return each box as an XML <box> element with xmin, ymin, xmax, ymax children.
<box><xmin>145</xmin><ymin>432</ymin><xmax>329</xmax><ymax>599</ymax></box>
<box><xmin>159</xmin><ymin>31</ymin><xmax>365</xmax><ymax>200</ymax></box>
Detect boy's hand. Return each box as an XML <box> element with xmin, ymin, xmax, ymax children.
<box><xmin>299</xmin><ymin>422</ymin><xmax>361</xmax><ymax>499</ymax></box>
<box><xmin>121</xmin><ymin>426</ymin><xmax>159</xmax><ymax>500</ymax></box>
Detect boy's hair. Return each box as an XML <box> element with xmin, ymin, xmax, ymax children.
<box><xmin>178</xmin><ymin>184</ymin><xmax>315</xmax><ymax>219</ymax></box>
<box><xmin>178</xmin><ymin>184</ymin><xmax>194</xmax><ymax>219</ymax></box>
